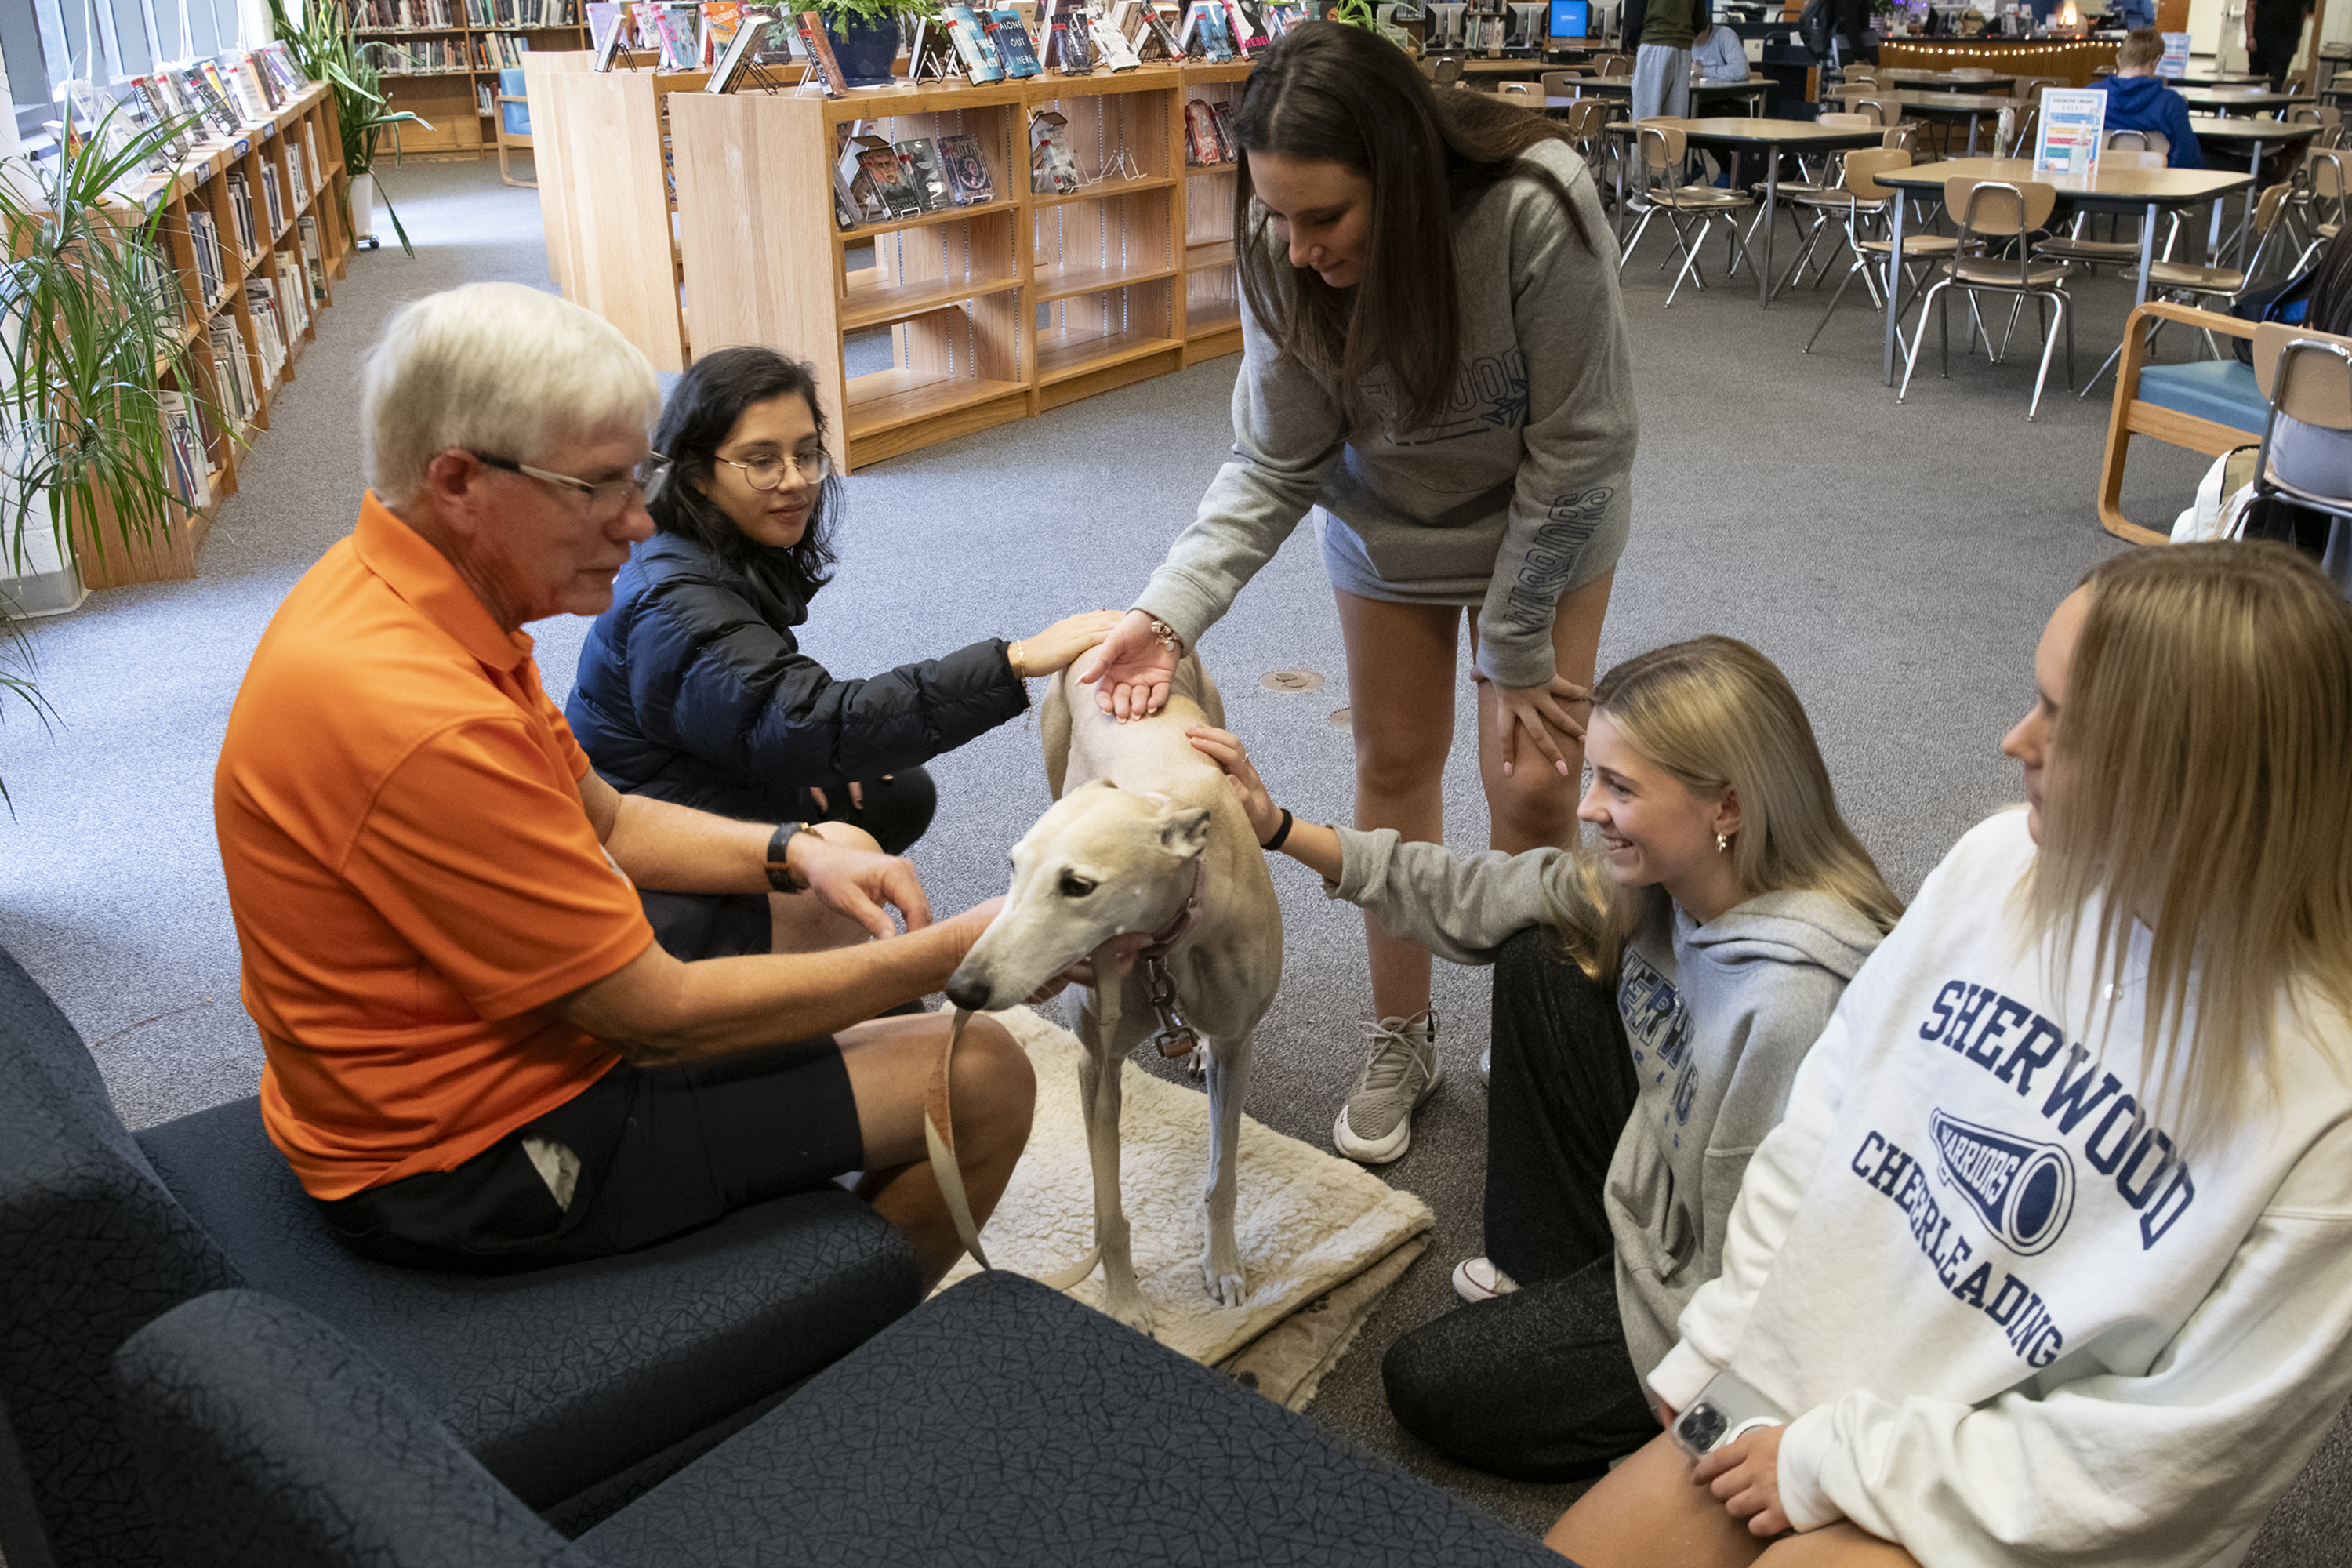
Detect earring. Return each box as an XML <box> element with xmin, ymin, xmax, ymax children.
<box><xmin>1716</xmin><ymin>833</ymin><xmax>1730</xmax><ymax>854</ymax></box>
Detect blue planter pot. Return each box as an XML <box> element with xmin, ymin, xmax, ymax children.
<box><xmin>825</xmin><ymin>14</ymin><xmax>900</xmax><ymax>85</ymax></box>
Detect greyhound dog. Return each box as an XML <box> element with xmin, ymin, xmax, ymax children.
<box><xmin>946</xmin><ymin>653</ymin><xmax>1282</xmax><ymax>1334</ymax></box>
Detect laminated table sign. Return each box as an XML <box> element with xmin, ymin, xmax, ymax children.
<box><xmin>2037</xmin><ymin>87</ymin><xmax>2107</xmax><ymax>177</ymax></box>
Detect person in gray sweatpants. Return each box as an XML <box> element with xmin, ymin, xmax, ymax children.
<box><xmin>1632</xmin><ymin>0</ymin><xmax>1701</xmax><ymax>124</ymax></box>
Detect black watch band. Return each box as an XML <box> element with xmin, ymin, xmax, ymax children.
<box><xmin>766</xmin><ymin>822</ymin><xmax>809</xmax><ymax>893</ymax></box>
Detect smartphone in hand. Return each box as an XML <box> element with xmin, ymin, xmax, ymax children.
<box><xmin>1669</xmin><ymin>1370</ymin><xmax>1788</xmax><ymax>1461</ymax></box>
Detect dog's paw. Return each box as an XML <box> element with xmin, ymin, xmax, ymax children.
<box><xmin>1201</xmin><ymin>1247</ymin><xmax>1248</xmax><ymax>1308</ymax></box>
<box><xmin>1183</xmin><ymin>1044</ymin><xmax>1207</xmax><ymax>1080</ymax></box>
<box><xmin>1103</xmin><ymin>1283</ymin><xmax>1156</xmax><ymax>1336</ymax></box>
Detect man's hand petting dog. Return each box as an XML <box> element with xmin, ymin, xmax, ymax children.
<box><xmin>795</xmin><ymin>821</ymin><xmax>932</xmax><ymax>938</ymax></box>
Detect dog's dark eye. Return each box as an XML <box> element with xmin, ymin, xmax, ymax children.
<box><xmin>1058</xmin><ymin>873</ymin><xmax>1097</xmax><ymax>898</ymax></box>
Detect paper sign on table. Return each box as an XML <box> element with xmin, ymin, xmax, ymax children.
<box><xmin>2035</xmin><ymin>87</ymin><xmax>2106</xmax><ymax>176</ymax></box>
<box><xmin>2159</xmin><ymin>32</ymin><xmax>2190</xmax><ymax>79</ymax></box>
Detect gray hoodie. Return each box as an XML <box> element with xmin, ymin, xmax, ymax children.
<box><xmin>1329</xmin><ymin>826</ymin><xmax>1884</xmax><ymax>1377</ymax></box>
<box><xmin>1137</xmin><ymin>139</ymin><xmax>1635</xmax><ymax>691</ymax></box>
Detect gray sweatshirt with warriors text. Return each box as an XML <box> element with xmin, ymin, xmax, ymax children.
<box><xmin>1138</xmin><ymin>140</ymin><xmax>1635</xmax><ymax>690</ymax></box>
<box><xmin>1330</xmin><ymin>826</ymin><xmax>1885</xmax><ymax>1377</ymax></box>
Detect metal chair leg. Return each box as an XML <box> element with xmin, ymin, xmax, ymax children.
<box><xmin>1899</xmin><ymin>278</ymin><xmax>1950</xmax><ymax>403</ymax></box>
<box><xmin>2028</xmin><ymin>292</ymin><xmax>2069</xmax><ymax>421</ymax></box>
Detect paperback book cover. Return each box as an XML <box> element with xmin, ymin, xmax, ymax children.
<box><xmin>741</xmin><ymin>3</ymin><xmax>796</xmax><ymax>60</ymax></box>
<box><xmin>946</xmin><ymin>3</ymin><xmax>1007</xmax><ymax>78</ymax></box>
<box><xmin>1140</xmin><ymin>7</ymin><xmax>1184</xmax><ymax>57</ymax></box>
<box><xmin>706</xmin><ymin>10</ymin><xmax>771</xmax><ymax>87</ymax></box>
<box><xmin>833</xmin><ymin>165</ymin><xmax>863</xmax><ymax>227</ymax></box>
<box><xmin>1207</xmin><ymin>98</ymin><xmax>1237</xmax><ymax>158</ymax></box>
<box><xmin>699</xmin><ymin>0</ymin><xmax>742</xmax><ymax>65</ymax></box>
<box><xmin>798</xmin><ymin>11</ymin><xmax>851</xmax><ymax>91</ymax></box>
<box><xmin>1047</xmin><ymin>15</ymin><xmax>1094</xmax><ymax>71</ymax></box>
<box><xmin>897</xmin><ymin>137</ymin><xmax>954</xmax><ymax>209</ymax></box>
<box><xmin>938</xmin><ymin>130</ymin><xmax>995</xmax><ymax>203</ymax></box>
<box><xmin>1183</xmin><ymin>96</ymin><xmax>1225</xmax><ymax>164</ymax></box>
<box><xmin>1091</xmin><ymin>14</ymin><xmax>1140</xmax><ymax>67</ymax></box>
<box><xmin>586</xmin><ymin>1</ymin><xmax>630</xmax><ymax>51</ymax></box>
<box><xmin>1029</xmin><ymin>109</ymin><xmax>1080</xmax><ymax>193</ymax></box>
<box><xmin>182</xmin><ymin>66</ymin><xmax>241</xmax><ymax>135</ymax></box>
<box><xmin>198</xmin><ymin>61</ymin><xmax>247</xmax><ymax>123</ymax></box>
<box><xmin>857</xmin><ymin>144</ymin><xmax>924</xmax><ymax>214</ymax></box>
<box><xmin>985</xmin><ymin>9</ymin><xmax>1044</xmax><ymax>74</ymax></box>
<box><xmin>227</xmin><ymin>56</ymin><xmax>274</xmax><ymax>119</ymax></box>
<box><xmin>1223</xmin><ymin>0</ymin><xmax>1266</xmax><ymax>51</ymax></box>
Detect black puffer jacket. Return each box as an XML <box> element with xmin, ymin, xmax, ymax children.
<box><xmin>568</xmin><ymin>530</ymin><xmax>1028</xmax><ymax>822</ymax></box>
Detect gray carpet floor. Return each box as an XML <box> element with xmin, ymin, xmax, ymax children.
<box><xmin>3</xmin><ymin>152</ymin><xmax>2343</xmax><ymax>1557</ymax></box>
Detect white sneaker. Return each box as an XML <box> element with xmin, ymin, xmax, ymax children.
<box><xmin>1331</xmin><ymin>1011</ymin><xmax>1441</xmax><ymax>1164</ymax></box>
<box><xmin>1452</xmin><ymin>1256</ymin><xmax>1519</xmax><ymax>1302</ymax></box>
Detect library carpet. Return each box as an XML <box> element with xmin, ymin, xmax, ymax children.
<box><xmin>1</xmin><ymin>153</ymin><xmax>2347</xmax><ymax>1560</ymax></box>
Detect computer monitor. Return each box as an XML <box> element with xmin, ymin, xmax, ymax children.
<box><xmin>1430</xmin><ymin>1</ymin><xmax>1468</xmax><ymax>46</ymax></box>
<box><xmin>1550</xmin><ymin>0</ymin><xmax>1589</xmax><ymax>34</ymax></box>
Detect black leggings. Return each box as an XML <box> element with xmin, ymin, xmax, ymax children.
<box><xmin>640</xmin><ymin>768</ymin><xmax>939</xmax><ymax>960</ymax></box>
<box><xmin>1381</xmin><ymin>928</ymin><xmax>1658</xmax><ymax>1481</ymax></box>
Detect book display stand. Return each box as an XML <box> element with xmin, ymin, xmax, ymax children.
<box><xmin>84</xmin><ymin>82</ymin><xmax>350</xmax><ymax>587</ymax></box>
<box><xmin>657</xmin><ymin>60</ymin><xmax>1250</xmax><ymax>472</ymax></box>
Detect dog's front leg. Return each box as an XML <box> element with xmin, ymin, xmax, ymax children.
<box><xmin>1076</xmin><ymin>965</ymin><xmax>1154</xmax><ymax>1335</ymax></box>
<box><xmin>1200</xmin><ymin>1033</ymin><xmax>1251</xmax><ymax>1307</ymax></box>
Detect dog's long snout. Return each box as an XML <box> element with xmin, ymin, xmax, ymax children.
<box><xmin>944</xmin><ymin>975</ymin><xmax>992</xmax><ymax>1012</ymax></box>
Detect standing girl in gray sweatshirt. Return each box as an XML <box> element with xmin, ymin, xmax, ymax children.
<box><xmin>1079</xmin><ymin>21</ymin><xmax>1639</xmax><ymax>1168</ymax></box>
<box><xmin>1189</xmin><ymin>637</ymin><xmax>1900</xmax><ymax>1479</ymax></box>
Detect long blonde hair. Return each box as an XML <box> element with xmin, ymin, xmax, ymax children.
<box><xmin>2022</xmin><ymin>541</ymin><xmax>2352</xmax><ymax>1135</ymax></box>
<box><xmin>1552</xmin><ymin>636</ymin><xmax>1904</xmax><ymax>980</ymax></box>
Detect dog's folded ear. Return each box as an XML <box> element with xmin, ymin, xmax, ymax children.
<box><xmin>1158</xmin><ymin>805</ymin><xmax>1213</xmax><ymax>859</ymax></box>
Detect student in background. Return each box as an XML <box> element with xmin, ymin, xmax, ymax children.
<box><xmin>1690</xmin><ymin>14</ymin><xmax>1748</xmax><ymax>81</ymax></box>
<box><xmin>2092</xmin><ymin>27</ymin><xmax>2201</xmax><ymax>168</ymax></box>
<box><xmin>1548</xmin><ymin>542</ymin><xmax>2352</xmax><ymax>1568</ymax></box>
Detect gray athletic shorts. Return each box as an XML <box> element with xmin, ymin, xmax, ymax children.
<box><xmin>1316</xmin><ymin>503</ymin><xmax>1627</xmax><ymax>613</ymax></box>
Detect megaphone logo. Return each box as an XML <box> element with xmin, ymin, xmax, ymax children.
<box><xmin>1929</xmin><ymin>1109</ymin><xmax>2075</xmax><ymax>1257</ymax></box>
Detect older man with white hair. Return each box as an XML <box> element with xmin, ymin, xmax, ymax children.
<box><xmin>213</xmin><ymin>283</ymin><xmax>1031</xmax><ymax>1288</ymax></box>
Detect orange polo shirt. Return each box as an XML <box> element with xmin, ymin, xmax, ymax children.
<box><xmin>215</xmin><ymin>494</ymin><xmax>654</xmax><ymax>1200</ymax></box>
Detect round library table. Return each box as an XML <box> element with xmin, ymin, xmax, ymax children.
<box><xmin>1606</xmin><ymin>116</ymin><xmax>1890</xmax><ymax>304</ymax></box>
<box><xmin>1868</xmin><ymin>157</ymin><xmax>2252</xmax><ymax>383</ymax></box>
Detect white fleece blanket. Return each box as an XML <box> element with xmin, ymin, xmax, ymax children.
<box><xmin>935</xmin><ymin>1006</ymin><xmax>1435</xmax><ymax>1372</ymax></box>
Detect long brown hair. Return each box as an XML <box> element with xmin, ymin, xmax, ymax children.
<box><xmin>2020</xmin><ymin>541</ymin><xmax>2352</xmax><ymax>1137</ymax></box>
<box><xmin>1550</xmin><ymin>637</ymin><xmax>1904</xmax><ymax>981</ymax></box>
<box><xmin>1230</xmin><ymin>22</ymin><xmax>1578</xmax><ymax>434</ymax></box>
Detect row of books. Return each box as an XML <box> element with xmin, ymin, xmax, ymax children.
<box><xmin>1183</xmin><ymin>95</ymin><xmax>1239</xmax><ymax>165</ymax></box>
<box><xmin>466</xmin><ymin>0</ymin><xmax>579</xmax><ymax>23</ymax></box>
<box><xmin>365</xmin><ymin>37</ymin><xmax>471</xmax><ymax>71</ymax></box>
<box><xmin>834</xmin><ymin>131</ymin><xmax>996</xmax><ymax>226</ymax></box>
<box><xmin>474</xmin><ymin>32</ymin><xmax>538</xmax><ymax>68</ymax></box>
<box><xmin>161</xmin><ymin>391</ymin><xmax>211</xmax><ymax>510</ymax></box>
<box><xmin>184</xmin><ymin>205</ymin><xmax>230</xmax><ymax>310</ymax></box>
<box><xmin>208</xmin><ymin>310</ymin><xmax>262</xmax><ymax>434</ymax></box>
<box><xmin>224</xmin><ymin>170</ymin><xmax>261</xmax><ymax>258</ymax></box>
<box><xmin>296</xmin><ymin>216</ymin><xmax>331</xmax><ymax>308</ymax></box>
<box><xmin>104</xmin><ymin>44</ymin><xmax>310</xmax><ymax>176</ymax></box>
<box><xmin>356</xmin><ymin>0</ymin><xmax>461</xmax><ymax>28</ymax></box>
<box><xmin>593</xmin><ymin>1</ymin><xmax>762</xmax><ymax>71</ymax></box>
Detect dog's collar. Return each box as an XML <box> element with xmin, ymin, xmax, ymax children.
<box><xmin>1138</xmin><ymin>852</ymin><xmax>1207</xmax><ymax>963</ymax></box>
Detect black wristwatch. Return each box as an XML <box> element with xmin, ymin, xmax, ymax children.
<box><xmin>766</xmin><ymin>822</ymin><xmax>809</xmax><ymax>893</ymax></box>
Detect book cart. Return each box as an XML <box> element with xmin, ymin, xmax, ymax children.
<box><xmin>83</xmin><ymin>80</ymin><xmax>351</xmax><ymax>588</ymax></box>
<box><xmin>662</xmin><ymin>60</ymin><xmax>1252</xmax><ymax>473</ymax></box>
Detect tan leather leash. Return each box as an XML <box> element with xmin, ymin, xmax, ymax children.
<box><xmin>924</xmin><ymin>937</ymin><xmax>1127</xmax><ymax>1291</ymax></box>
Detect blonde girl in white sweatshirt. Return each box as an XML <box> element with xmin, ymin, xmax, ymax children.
<box><xmin>1552</xmin><ymin>540</ymin><xmax>2352</xmax><ymax>1568</ymax></box>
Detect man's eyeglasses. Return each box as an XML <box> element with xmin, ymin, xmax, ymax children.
<box><xmin>713</xmin><ymin>448</ymin><xmax>833</xmax><ymax>490</ymax></box>
<box><xmin>470</xmin><ymin>451</ymin><xmax>673</xmax><ymax>521</ymax></box>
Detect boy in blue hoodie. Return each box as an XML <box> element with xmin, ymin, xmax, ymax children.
<box><xmin>2094</xmin><ymin>27</ymin><xmax>2203</xmax><ymax>169</ymax></box>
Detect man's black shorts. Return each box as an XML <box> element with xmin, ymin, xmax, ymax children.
<box><xmin>319</xmin><ymin>1035</ymin><xmax>864</xmax><ymax>1272</ymax></box>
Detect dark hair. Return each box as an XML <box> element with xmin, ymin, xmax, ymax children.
<box><xmin>649</xmin><ymin>346</ymin><xmax>841</xmax><ymax>601</ymax></box>
<box><xmin>2310</xmin><ymin>222</ymin><xmax>2352</xmax><ymax>339</ymax></box>
<box><xmin>1230</xmin><ymin>22</ymin><xmax>1578</xmax><ymax>435</ymax></box>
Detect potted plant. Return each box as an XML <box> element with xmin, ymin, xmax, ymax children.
<box><xmin>0</xmin><ymin>108</ymin><xmax>221</xmax><ymax>802</ymax></box>
<box><xmin>817</xmin><ymin>0</ymin><xmax>937</xmax><ymax>85</ymax></box>
<box><xmin>268</xmin><ymin>0</ymin><xmax>432</xmax><ymax>255</ymax></box>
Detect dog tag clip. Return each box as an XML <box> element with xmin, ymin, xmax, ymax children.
<box><xmin>1145</xmin><ymin>958</ymin><xmax>1198</xmax><ymax>1060</ymax></box>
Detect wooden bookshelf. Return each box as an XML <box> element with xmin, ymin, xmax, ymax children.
<box><xmin>73</xmin><ymin>80</ymin><xmax>351</xmax><ymax>590</ymax></box>
<box><xmin>649</xmin><ymin>61</ymin><xmax>1250</xmax><ymax>474</ymax></box>
<box><xmin>361</xmin><ymin>3</ymin><xmax>590</xmax><ymax>158</ymax></box>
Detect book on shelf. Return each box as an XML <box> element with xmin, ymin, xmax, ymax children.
<box><xmin>303</xmin><ymin>124</ymin><xmax>324</xmax><ymax>193</ymax></box>
<box><xmin>1046</xmin><ymin>4</ymin><xmax>1094</xmax><ymax>72</ymax></box>
<box><xmin>225</xmin><ymin>172</ymin><xmax>260</xmax><ymax>258</ymax></box>
<box><xmin>699</xmin><ymin>0</ymin><xmax>742</xmax><ymax>64</ymax></box>
<box><xmin>224</xmin><ymin>56</ymin><xmax>274</xmax><ymax>121</ymax></box>
<box><xmin>586</xmin><ymin>0</ymin><xmax>630</xmax><ymax>49</ymax></box>
<box><xmin>297</xmin><ymin>215</ymin><xmax>328</xmax><ymax>304</ymax></box>
<box><xmin>1138</xmin><ymin>5</ymin><xmax>1185</xmax><ymax>57</ymax></box>
<box><xmin>205</xmin><ymin>312</ymin><xmax>257</xmax><ymax>429</ymax></box>
<box><xmin>259</xmin><ymin>42</ymin><xmax>309</xmax><ymax>92</ymax></box>
<box><xmin>136</xmin><ymin>241</ymin><xmax>183</xmax><ymax>327</ymax></box>
<box><xmin>259</xmin><ymin>164</ymin><xmax>285</xmax><ymax>235</ymax></box>
<box><xmin>938</xmin><ymin>130</ymin><xmax>995</xmax><ymax>205</ymax></box>
<box><xmin>178</xmin><ymin>65</ymin><xmax>241</xmax><ymax>135</ymax></box>
<box><xmin>1207</xmin><ymin>98</ymin><xmax>1237</xmax><ymax>156</ymax></box>
<box><xmin>158</xmin><ymin>391</ymin><xmax>208</xmax><ymax>509</ymax></box>
<box><xmin>855</xmin><ymin>142</ymin><xmax>924</xmax><ymax>216</ymax></box>
<box><xmin>474</xmin><ymin>32</ymin><xmax>535</xmax><ymax>69</ymax></box>
<box><xmin>1183</xmin><ymin>96</ymin><xmax>1226</xmax><ymax>164</ymax></box>
<box><xmin>832</xmin><ymin>165</ymin><xmax>862</xmax><ymax>228</ymax></box>
<box><xmin>125</xmin><ymin>78</ymin><xmax>194</xmax><ymax>164</ymax></box>
<box><xmin>985</xmin><ymin>8</ymin><xmax>1044</xmax><ymax>74</ymax></box>
<box><xmin>1222</xmin><ymin>0</ymin><xmax>1266</xmax><ymax>51</ymax></box>
<box><xmin>706</xmin><ymin>9</ymin><xmax>771</xmax><ymax>88</ymax></box>
<box><xmin>245</xmin><ymin>276</ymin><xmax>290</xmax><ymax>379</ymax></box>
<box><xmin>895</xmin><ymin>137</ymin><xmax>953</xmax><ymax>210</ymax></box>
<box><xmin>944</xmin><ymin>5</ymin><xmax>1007</xmax><ymax>79</ymax></box>
<box><xmin>272</xmin><ymin>252</ymin><xmax>313</xmax><ymax>339</ymax></box>
<box><xmin>466</xmin><ymin>0</ymin><xmax>578</xmax><ymax>22</ymax></box>
<box><xmin>1029</xmin><ymin>109</ymin><xmax>1080</xmax><ymax>194</ymax></box>
<box><xmin>742</xmin><ymin>3</ymin><xmax>797</xmax><ymax>60</ymax></box>
<box><xmin>796</xmin><ymin>11</ymin><xmax>848</xmax><ymax>92</ymax></box>
<box><xmin>1090</xmin><ymin>14</ymin><xmax>1141</xmax><ymax>67</ymax></box>
<box><xmin>906</xmin><ymin>13</ymin><xmax>956</xmax><ymax>78</ymax></box>
<box><xmin>184</xmin><ymin>207</ymin><xmax>226</xmax><ymax>305</ymax></box>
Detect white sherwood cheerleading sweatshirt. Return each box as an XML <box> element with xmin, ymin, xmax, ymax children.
<box><xmin>1649</xmin><ymin>811</ymin><xmax>2352</xmax><ymax>1568</ymax></box>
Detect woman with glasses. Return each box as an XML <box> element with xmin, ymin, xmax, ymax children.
<box><xmin>568</xmin><ymin>347</ymin><xmax>1116</xmax><ymax>959</ymax></box>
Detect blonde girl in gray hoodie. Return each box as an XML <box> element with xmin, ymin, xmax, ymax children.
<box><xmin>1189</xmin><ymin>636</ymin><xmax>1900</xmax><ymax>1479</ymax></box>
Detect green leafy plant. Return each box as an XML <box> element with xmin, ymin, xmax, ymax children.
<box><xmin>1330</xmin><ymin>0</ymin><xmax>1412</xmax><ymax>43</ymax></box>
<box><xmin>268</xmin><ymin>0</ymin><xmax>432</xmax><ymax>256</ymax></box>
<box><xmin>0</xmin><ymin>107</ymin><xmax>221</xmax><ymax>806</ymax></box>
